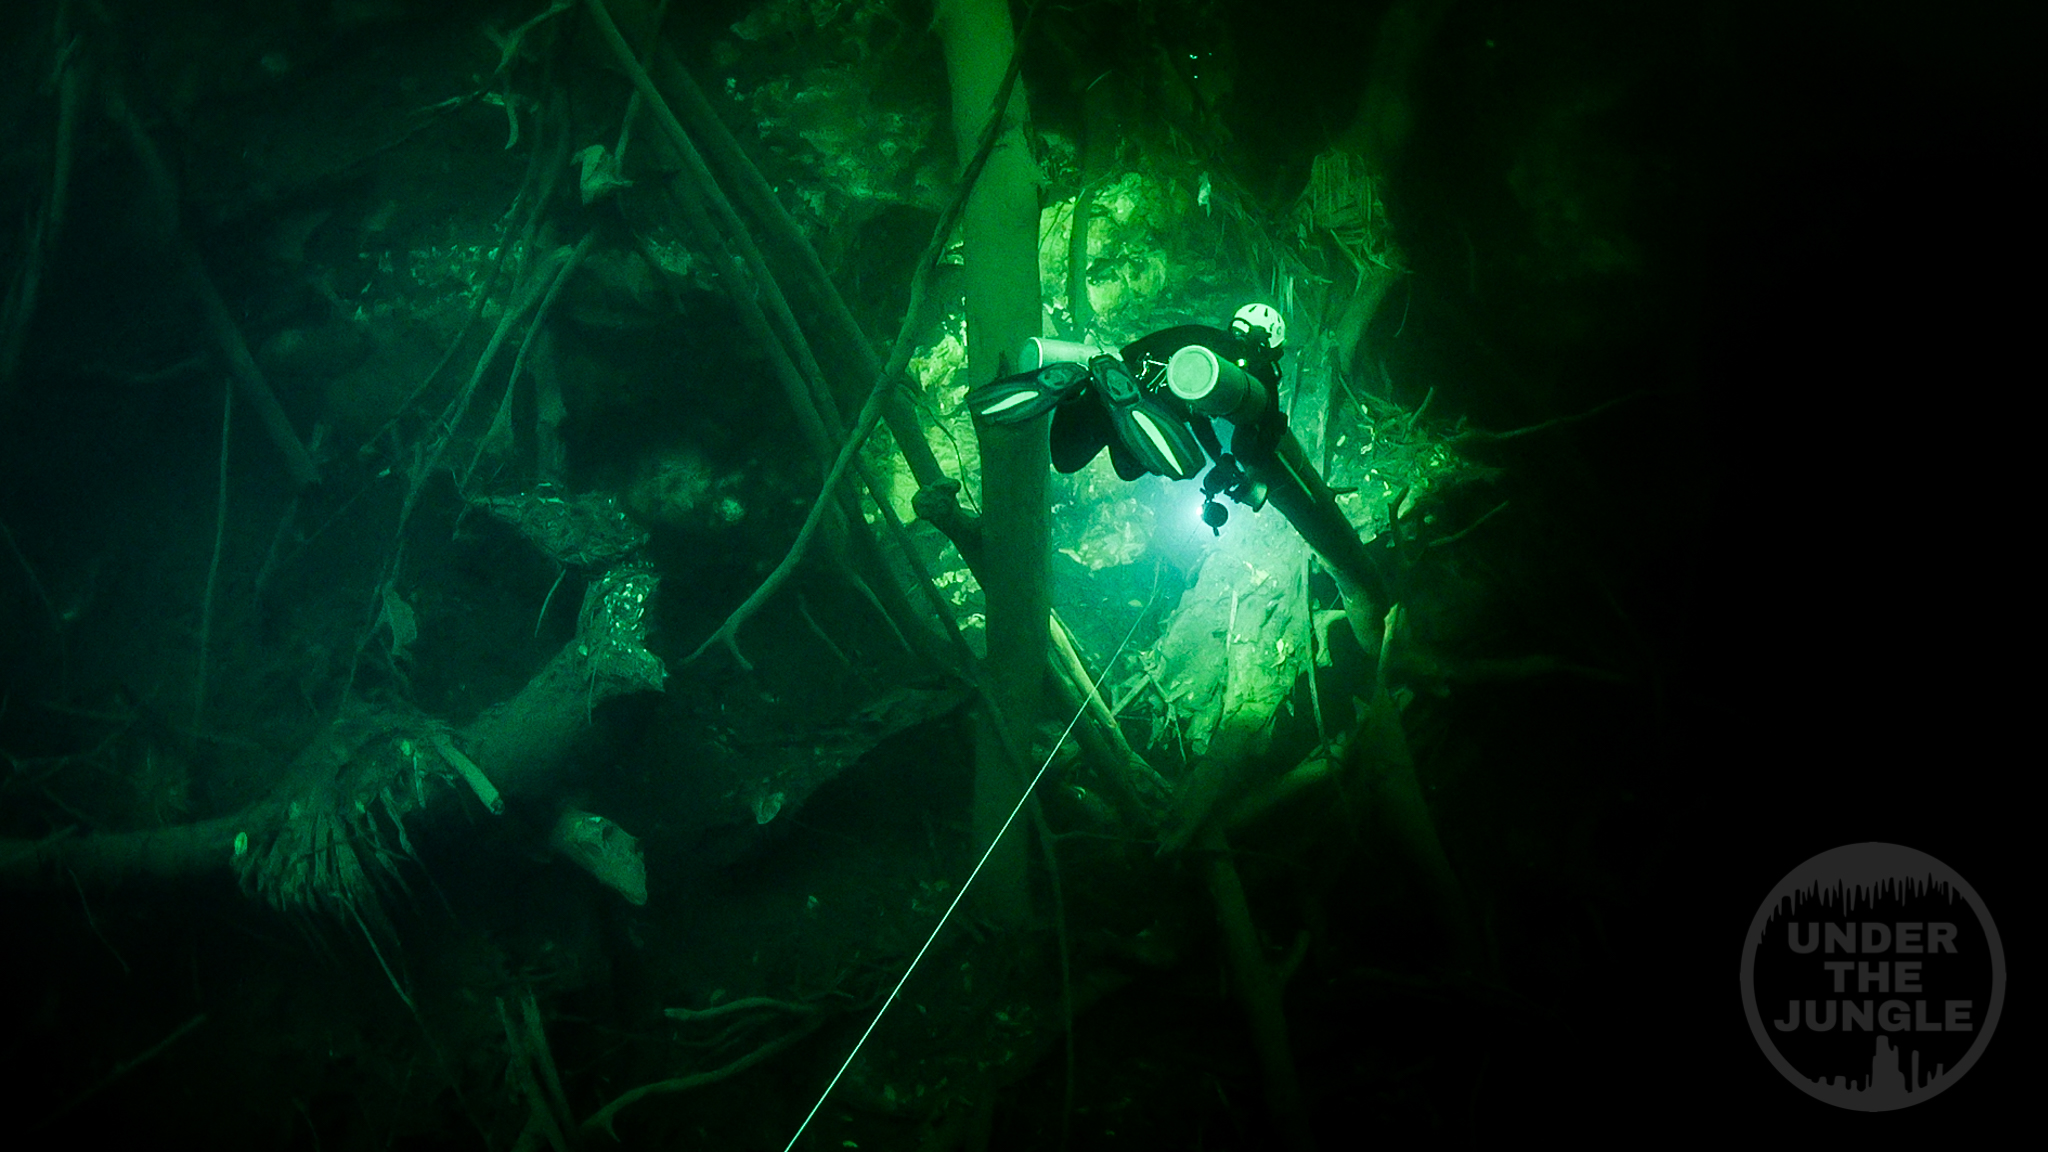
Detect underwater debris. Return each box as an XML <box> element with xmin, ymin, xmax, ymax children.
<box><xmin>547</xmin><ymin>808</ymin><xmax>648</xmax><ymax>905</ymax></box>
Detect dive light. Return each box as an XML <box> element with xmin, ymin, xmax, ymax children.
<box><xmin>1165</xmin><ymin>344</ymin><xmax>1265</xmax><ymax>421</ymax></box>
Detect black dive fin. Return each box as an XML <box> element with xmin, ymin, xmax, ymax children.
<box><xmin>1105</xmin><ymin>399</ymin><xmax>1206</xmax><ymax>480</ymax></box>
<box><xmin>1090</xmin><ymin>355</ymin><xmax>1206</xmax><ymax>480</ymax></box>
<box><xmin>966</xmin><ymin>361</ymin><xmax>1093</xmax><ymax>425</ymax></box>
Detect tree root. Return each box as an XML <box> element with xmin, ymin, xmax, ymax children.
<box><xmin>193</xmin><ymin>380</ymin><xmax>232</xmax><ymax>733</ymax></box>
<box><xmin>1197</xmin><ymin>822</ymin><xmax>1317</xmax><ymax>1152</ymax></box>
<box><xmin>462</xmin><ymin>230</ymin><xmax>597</xmax><ymax>493</ymax></box>
<box><xmin>0</xmin><ymin>1</ymin><xmax>80</xmax><ymax>408</ymax></box>
<box><xmin>581</xmin><ymin>1012</ymin><xmax>827</xmax><ymax>1141</ymax></box>
<box><xmin>31</xmin><ymin>1013</ymin><xmax>207</xmax><ymax>1136</ymax></box>
<box><xmin>661</xmin><ymin>995</ymin><xmax>827</xmax><ymax>1023</ymax></box>
<box><xmin>2</xmin><ymin>570</ymin><xmax>664</xmax><ymax>906</ymax></box>
<box><xmin>586</xmin><ymin>0</ymin><xmax>987</xmax><ymax>674</ymax></box>
<box><xmin>103</xmin><ymin>84</ymin><xmax>319</xmax><ymax>488</ymax></box>
<box><xmin>501</xmin><ymin>989</ymin><xmax>579</xmax><ymax>1152</ymax></box>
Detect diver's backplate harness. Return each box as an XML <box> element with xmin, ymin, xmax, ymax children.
<box><xmin>967</xmin><ymin>306</ymin><xmax>1389</xmax><ymax>606</ymax></box>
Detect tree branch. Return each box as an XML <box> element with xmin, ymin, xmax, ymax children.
<box><xmin>586</xmin><ymin>0</ymin><xmax>1031</xmax><ymax>668</ymax></box>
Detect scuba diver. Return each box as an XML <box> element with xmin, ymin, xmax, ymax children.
<box><xmin>967</xmin><ymin>304</ymin><xmax>1391</xmax><ymax>606</ymax></box>
<box><xmin>969</xmin><ymin>304</ymin><xmax>1291</xmax><ymax>533</ymax></box>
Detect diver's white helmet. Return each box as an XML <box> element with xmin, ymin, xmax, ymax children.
<box><xmin>1231</xmin><ymin>303</ymin><xmax>1286</xmax><ymax>349</ymax></box>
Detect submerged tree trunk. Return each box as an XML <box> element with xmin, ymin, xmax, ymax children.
<box><xmin>1</xmin><ymin>568</ymin><xmax>665</xmax><ymax>907</ymax></box>
<box><xmin>934</xmin><ymin>0</ymin><xmax>1046</xmax><ymax>926</ymax></box>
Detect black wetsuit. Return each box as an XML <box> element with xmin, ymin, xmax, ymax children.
<box><xmin>1049</xmin><ymin>323</ymin><xmax>1285</xmax><ymax>478</ymax></box>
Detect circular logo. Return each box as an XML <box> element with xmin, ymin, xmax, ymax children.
<box><xmin>1740</xmin><ymin>843</ymin><xmax>2004</xmax><ymax>1110</ymax></box>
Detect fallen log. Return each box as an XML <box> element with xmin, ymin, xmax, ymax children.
<box><xmin>0</xmin><ymin>564</ymin><xmax>666</xmax><ymax>913</ymax></box>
